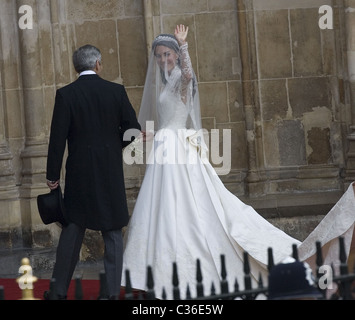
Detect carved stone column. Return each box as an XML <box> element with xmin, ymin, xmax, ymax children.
<box><xmin>344</xmin><ymin>0</ymin><xmax>355</xmax><ymax>184</ymax></box>
<box><xmin>17</xmin><ymin>0</ymin><xmax>48</xmax><ymax>187</ymax></box>
<box><xmin>143</xmin><ymin>0</ymin><xmax>154</xmax><ymax>56</ymax></box>
<box><xmin>17</xmin><ymin>0</ymin><xmax>58</xmax><ymax>247</ymax></box>
<box><xmin>236</xmin><ymin>0</ymin><xmax>265</xmax><ymax>196</ymax></box>
<box><xmin>0</xmin><ymin>0</ymin><xmax>23</xmax><ymax>249</ymax></box>
<box><xmin>0</xmin><ymin>81</ymin><xmax>14</xmax><ymax>196</ymax></box>
<box><xmin>0</xmin><ymin>0</ymin><xmax>18</xmax><ymax>196</ymax></box>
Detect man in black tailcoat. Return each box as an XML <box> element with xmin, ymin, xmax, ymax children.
<box><xmin>44</xmin><ymin>44</ymin><xmax>141</xmax><ymax>299</ymax></box>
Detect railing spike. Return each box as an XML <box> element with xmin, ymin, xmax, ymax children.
<box><xmin>292</xmin><ymin>243</ymin><xmax>299</xmax><ymax>261</ymax></box>
<box><xmin>267</xmin><ymin>247</ymin><xmax>274</xmax><ymax>271</ymax></box>
<box><xmin>220</xmin><ymin>255</ymin><xmax>227</xmax><ymax>279</ymax></box>
<box><xmin>196</xmin><ymin>259</ymin><xmax>204</xmax><ymax>297</ymax></box>
<box><xmin>220</xmin><ymin>255</ymin><xmax>229</xmax><ymax>294</ymax></box>
<box><xmin>234</xmin><ymin>278</ymin><xmax>240</xmax><ymax>293</ymax></box>
<box><xmin>258</xmin><ymin>273</ymin><xmax>264</xmax><ymax>289</ymax></box>
<box><xmin>97</xmin><ymin>271</ymin><xmax>109</xmax><ymax>300</ymax></box>
<box><xmin>48</xmin><ymin>278</ymin><xmax>58</xmax><ymax>300</ymax></box>
<box><xmin>146</xmin><ymin>266</ymin><xmax>155</xmax><ymax>300</ymax></box>
<box><xmin>339</xmin><ymin>237</ymin><xmax>347</xmax><ymax>269</ymax></box>
<box><xmin>74</xmin><ymin>276</ymin><xmax>83</xmax><ymax>300</ymax></box>
<box><xmin>173</xmin><ymin>262</ymin><xmax>180</xmax><ymax>300</ymax></box>
<box><xmin>210</xmin><ymin>282</ymin><xmax>216</xmax><ymax>296</ymax></box>
<box><xmin>124</xmin><ymin>269</ymin><xmax>134</xmax><ymax>300</ymax></box>
<box><xmin>243</xmin><ymin>251</ymin><xmax>252</xmax><ymax>291</ymax></box>
<box><xmin>243</xmin><ymin>251</ymin><xmax>250</xmax><ymax>275</ymax></box>
<box><xmin>162</xmin><ymin>287</ymin><xmax>167</xmax><ymax>300</ymax></box>
<box><xmin>0</xmin><ymin>286</ymin><xmax>4</xmax><ymax>300</ymax></box>
<box><xmin>196</xmin><ymin>259</ymin><xmax>202</xmax><ymax>282</ymax></box>
<box><xmin>338</xmin><ymin>237</ymin><xmax>352</xmax><ymax>299</ymax></box>
<box><xmin>185</xmin><ymin>284</ymin><xmax>192</xmax><ymax>300</ymax></box>
<box><xmin>315</xmin><ymin>241</ymin><xmax>324</xmax><ymax>282</ymax></box>
<box><xmin>316</xmin><ymin>241</ymin><xmax>323</xmax><ymax>267</ymax></box>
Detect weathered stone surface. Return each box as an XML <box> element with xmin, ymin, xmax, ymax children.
<box><xmin>67</xmin><ymin>0</ymin><xmax>125</xmax><ymax>21</ymax></box>
<box><xmin>117</xmin><ymin>18</ymin><xmax>148</xmax><ymax>86</ymax></box>
<box><xmin>260</xmin><ymin>79</ymin><xmax>288</xmax><ymax>121</ymax></box>
<box><xmin>229</xmin><ymin>81</ymin><xmax>244</xmax><ymax>122</ymax></box>
<box><xmin>75</xmin><ymin>20</ymin><xmax>120</xmax><ymax>83</ymax></box>
<box><xmin>196</xmin><ymin>12</ymin><xmax>240</xmax><ymax>82</ymax></box>
<box><xmin>290</xmin><ymin>8</ymin><xmax>323</xmax><ymax>77</ymax></box>
<box><xmin>288</xmin><ymin>77</ymin><xmax>330</xmax><ymax>118</ymax></box>
<box><xmin>278</xmin><ymin>120</ymin><xmax>307</xmax><ymax>166</ymax></box>
<box><xmin>307</xmin><ymin>127</ymin><xmax>331</xmax><ymax>164</ymax></box>
<box><xmin>161</xmin><ymin>0</ymin><xmax>208</xmax><ymax>14</ymax></box>
<box><xmin>253</xmin><ymin>0</ymin><xmax>332</xmax><ymax>11</ymax></box>
<box><xmin>256</xmin><ymin>10</ymin><xmax>292</xmax><ymax>79</ymax></box>
<box><xmin>199</xmin><ymin>82</ymin><xmax>229</xmax><ymax>123</ymax></box>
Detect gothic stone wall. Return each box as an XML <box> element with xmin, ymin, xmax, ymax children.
<box><xmin>0</xmin><ymin>0</ymin><xmax>353</xmax><ymax>265</ymax></box>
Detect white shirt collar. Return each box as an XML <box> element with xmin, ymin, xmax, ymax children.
<box><xmin>79</xmin><ymin>70</ymin><xmax>96</xmax><ymax>76</ymax></box>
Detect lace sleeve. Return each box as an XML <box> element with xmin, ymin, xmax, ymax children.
<box><xmin>180</xmin><ymin>43</ymin><xmax>193</xmax><ymax>83</ymax></box>
<box><xmin>179</xmin><ymin>43</ymin><xmax>193</xmax><ymax>103</ymax></box>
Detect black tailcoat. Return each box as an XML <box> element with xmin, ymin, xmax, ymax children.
<box><xmin>46</xmin><ymin>74</ymin><xmax>141</xmax><ymax>231</ymax></box>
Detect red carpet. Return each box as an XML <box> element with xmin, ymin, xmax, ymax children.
<box><xmin>0</xmin><ymin>278</ymin><xmax>122</xmax><ymax>300</ymax></box>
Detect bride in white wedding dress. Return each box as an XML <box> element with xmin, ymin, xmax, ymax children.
<box><xmin>121</xmin><ymin>24</ymin><xmax>355</xmax><ymax>300</ymax></box>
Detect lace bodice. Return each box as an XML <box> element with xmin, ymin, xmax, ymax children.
<box><xmin>156</xmin><ymin>44</ymin><xmax>194</xmax><ymax>130</ymax></box>
<box><xmin>157</xmin><ymin>77</ymin><xmax>189</xmax><ymax>130</ymax></box>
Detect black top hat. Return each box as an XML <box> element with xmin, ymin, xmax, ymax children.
<box><xmin>37</xmin><ymin>185</ymin><xmax>68</xmax><ymax>226</ymax></box>
<box><xmin>268</xmin><ymin>258</ymin><xmax>323</xmax><ymax>300</ymax></box>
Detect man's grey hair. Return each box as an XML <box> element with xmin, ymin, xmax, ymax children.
<box><xmin>72</xmin><ymin>44</ymin><xmax>102</xmax><ymax>73</ymax></box>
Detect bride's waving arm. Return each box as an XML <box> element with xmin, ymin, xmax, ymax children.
<box><xmin>175</xmin><ymin>24</ymin><xmax>193</xmax><ymax>102</ymax></box>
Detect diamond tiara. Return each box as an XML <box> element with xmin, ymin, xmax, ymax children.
<box><xmin>154</xmin><ymin>35</ymin><xmax>178</xmax><ymax>46</ymax></box>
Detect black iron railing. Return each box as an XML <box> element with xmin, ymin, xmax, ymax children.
<box><xmin>1</xmin><ymin>236</ymin><xmax>354</xmax><ymax>300</ymax></box>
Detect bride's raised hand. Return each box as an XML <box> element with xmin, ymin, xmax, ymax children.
<box><xmin>174</xmin><ymin>24</ymin><xmax>189</xmax><ymax>46</ymax></box>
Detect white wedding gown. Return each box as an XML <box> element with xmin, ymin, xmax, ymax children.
<box><xmin>122</xmin><ymin>72</ymin><xmax>355</xmax><ymax>301</ymax></box>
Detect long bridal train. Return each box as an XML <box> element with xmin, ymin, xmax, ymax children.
<box><xmin>122</xmin><ymin>126</ymin><xmax>355</xmax><ymax>299</ymax></box>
